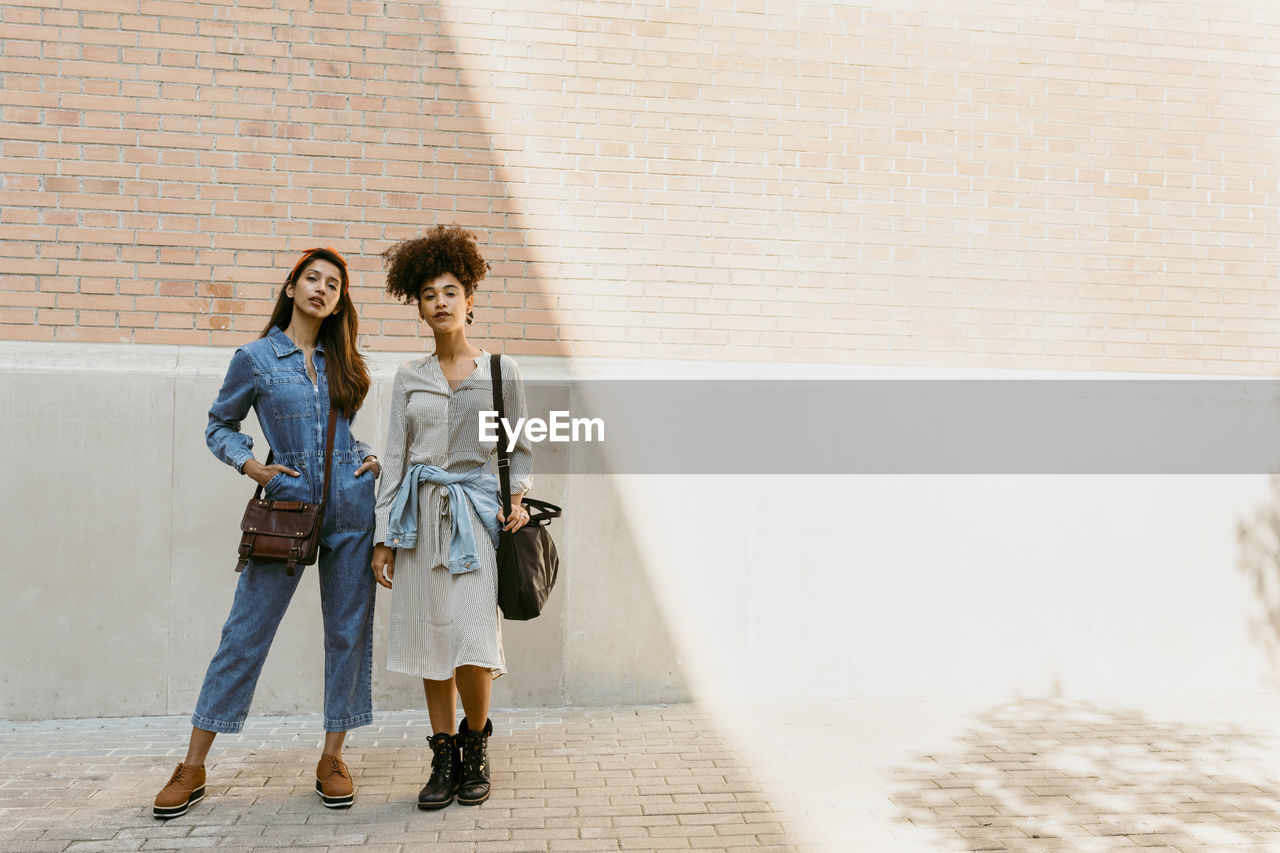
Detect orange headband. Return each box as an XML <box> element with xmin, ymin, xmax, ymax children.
<box><xmin>289</xmin><ymin>247</ymin><xmax>348</xmax><ymax>292</ymax></box>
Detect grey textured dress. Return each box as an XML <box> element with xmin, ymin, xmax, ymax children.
<box><xmin>374</xmin><ymin>352</ymin><xmax>534</xmax><ymax>681</ymax></box>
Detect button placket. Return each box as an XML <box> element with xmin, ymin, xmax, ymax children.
<box><xmin>314</xmin><ymin>365</ymin><xmax>322</xmax><ymax>504</ymax></box>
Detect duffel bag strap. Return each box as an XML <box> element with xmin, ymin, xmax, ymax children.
<box><xmin>491</xmin><ymin>353</ymin><xmax>513</xmax><ymax>517</ymax></box>
<box><xmin>523</xmin><ymin>497</ymin><xmax>562</xmax><ymax>522</ymax></box>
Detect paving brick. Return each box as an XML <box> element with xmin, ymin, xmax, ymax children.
<box><xmin>473</xmin><ymin>843</ymin><xmax>548</xmax><ymax>853</ymax></box>
<box><xmin>8</xmin><ymin>698</ymin><xmax>1280</xmax><ymax>852</ymax></box>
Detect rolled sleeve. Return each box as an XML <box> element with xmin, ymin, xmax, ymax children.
<box><xmin>230</xmin><ymin>448</ymin><xmax>256</xmax><ymax>474</ymax></box>
<box><xmin>501</xmin><ymin>355</ymin><xmax>534</xmax><ymax>496</ymax></box>
<box><xmin>373</xmin><ymin>366</ymin><xmax>409</xmax><ymax>546</ymax></box>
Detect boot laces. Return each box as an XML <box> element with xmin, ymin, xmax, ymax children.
<box><xmin>460</xmin><ymin>731</ymin><xmax>487</xmax><ymax>776</ymax></box>
<box><xmin>166</xmin><ymin>764</ymin><xmax>188</xmax><ymax>786</ymax></box>
<box><xmin>428</xmin><ymin>735</ymin><xmax>454</xmax><ymax>783</ymax></box>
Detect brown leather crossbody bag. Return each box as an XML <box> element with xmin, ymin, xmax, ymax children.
<box><xmin>235</xmin><ymin>407</ymin><xmax>337</xmax><ymax>576</ymax></box>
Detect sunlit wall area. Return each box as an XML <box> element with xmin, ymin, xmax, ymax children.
<box><xmin>612</xmin><ymin>473</ymin><xmax>1277</xmax><ymax>704</ymax></box>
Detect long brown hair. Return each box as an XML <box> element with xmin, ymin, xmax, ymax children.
<box><xmin>260</xmin><ymin>247</ymin><xmax>370</xmax><ymax>418</ymax></box>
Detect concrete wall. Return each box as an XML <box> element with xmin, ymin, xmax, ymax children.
<box><xmin>0</xmin><ymin>342</ymin><xmax>689</xmax><ymax>720</ymax></box>
<box><xmin>3</xmin><ymin>340</ymin><xmax>1278</xmax><ymax>720</ymax></box>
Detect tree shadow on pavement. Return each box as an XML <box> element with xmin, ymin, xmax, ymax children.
<box><xmin>891</xmin><ymin>698</ymin><xmax>1280</xmax><ymax>851</ymax></box>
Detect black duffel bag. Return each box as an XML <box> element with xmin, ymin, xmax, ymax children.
<box><xmin>490</xmin><ymin>354</ymin><xmax>562</xmax><ymax>620</ymax></box>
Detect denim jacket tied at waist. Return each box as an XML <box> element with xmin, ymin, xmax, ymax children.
<box><xmin>385</xmin><ymin>462</ymin><xmax>501</xmax><ymax>575</ymax></box>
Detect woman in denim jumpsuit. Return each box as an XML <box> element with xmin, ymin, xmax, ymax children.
<box><xmin>153</xmin><ymin>248</ymin><xmax>379</xmax><ymax>818</ymax></box>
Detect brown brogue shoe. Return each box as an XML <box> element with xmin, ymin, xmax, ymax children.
<box><xmin>315</xmin><ymin>753</ymin><xmax>354</xmax><ymax>808</ymax></box>
<box><xmin>153</xmin><ymin>762</ymin><xmax>206</xmax><ymax>819</ymax></box>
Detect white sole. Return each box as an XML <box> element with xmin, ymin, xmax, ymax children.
<box><xmin>153</xmin><ymin>786</ymin><xmax>205</xmax><ymax>819</ymax></box>
<box><xmin>315</xmin><ymin>780</ymin><xmax>354</xmax><ymax>808</ymax></box>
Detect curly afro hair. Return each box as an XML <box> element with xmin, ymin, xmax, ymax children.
<box><xmin>382</xmin><ymin>224</ymin><xmax>491</xmax><ymax>324</ymax></box>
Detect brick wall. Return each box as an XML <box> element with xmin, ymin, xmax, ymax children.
<box><xmin>2</xmin><ymin>1</ymin><xmax>1278</xmax><ymax>371</ymax></box>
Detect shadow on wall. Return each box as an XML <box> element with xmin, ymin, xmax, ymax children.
<box><xmin>373</xmin><ymin>9</ymin><xmax>699</xmax><ymax>707</ymax></box>
<box><xmin>891</xmin><ymin>699</ymin><xmax>1280</xmax><ymax>850</ymax></box>
<box><xmin>352</xmin><ymin>5</ymin><xmax>573</xmax><ymax>359</ymax></box>
<box><xmin>1236</xmin><ymin>474</ymin><xmax>1280</xmax><ymax>675</ymax></box>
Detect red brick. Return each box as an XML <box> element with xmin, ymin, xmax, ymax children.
<box><xmin>0</xmin><ymin>3</ymin><xmax>1273</xmax><ymax>375</ymax></box>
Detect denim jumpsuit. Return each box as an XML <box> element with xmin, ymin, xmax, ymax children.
<box><xmin>194</xmin><ymin>326</ymin><xmax>377</xmax><ymax>734</ymax></box>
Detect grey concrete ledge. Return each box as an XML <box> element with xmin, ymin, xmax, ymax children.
<box><xmin>0</xmin><ymin>339</ymin><xmax>1248</xmax><ymax>380</ymax></box>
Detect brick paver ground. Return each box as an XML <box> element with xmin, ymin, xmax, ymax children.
<box><xmin>5</xmin><ymin>697</ymin><xmax>1280</xmax><ymax>852</ymax></box>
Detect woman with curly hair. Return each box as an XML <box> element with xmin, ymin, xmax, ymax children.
<box><xmin>372</xmin><ymin>225</ymin><xmax>534</xmax><ymax>809</ymax></box>
<box><xmin>153</xmin><ymin>247</ymin><xmax>380</xmax><ymax>818</ymax></box>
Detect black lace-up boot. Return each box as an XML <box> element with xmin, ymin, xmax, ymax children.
<box><xmin>456</xmin><ymin>717</ymin><xmax>493</xmax><ymax>805</ymax></box>
<box><xmin>417</xmin><ymin>732</ymin><xmax>460</xmax><ymax>810</ymax></box>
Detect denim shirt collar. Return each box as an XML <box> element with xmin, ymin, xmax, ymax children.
<box><xmin>267</xmin><ymin>325</ymin><xmax>325</xmax><ymax>360</ymax></box>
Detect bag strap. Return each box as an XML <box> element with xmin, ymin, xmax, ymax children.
<box><xmin>252</xmin><ymin>454</ymin><xmax>268</xmax><ymax>501</ymax></box>
<box><xmin>490</xmin><ymin>353</ymin><xmax>513</xmax><ymax>518</ymax></box>
<box><xmin>523</xmin><ymin>496</ymin><xmax>562</xmax><ymax>521</ymax></box>
<box><xmin>250</xmin><ymin>406</ymin><xmax>339</xmax><ymax>507</ymax></box>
